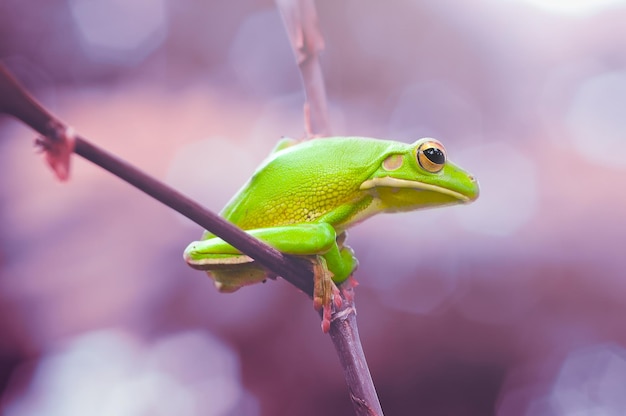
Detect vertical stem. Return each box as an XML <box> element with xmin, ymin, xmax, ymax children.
<box><xmin>276</xmin><ymin>0</ymin><xmax>331</xmax><ymax>136</ymax></box>
<box><xmin>276</xmin><ymin>1</ymin><xmax>384</xmax><ymax>413</ymax></box>
<box><xmin>329</xmin><ymin>308</ymin><xmax>384</xmax><ymax>416</ymax></box>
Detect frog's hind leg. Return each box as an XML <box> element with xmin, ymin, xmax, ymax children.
<box><xmin>185</xmin><ymin>222</ymin><xmax>358</xmax><ymax>332</ymax></box>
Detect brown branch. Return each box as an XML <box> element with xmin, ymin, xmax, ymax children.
<box><xmin>0</xmin><ymin>64</ymin><xmax>314</xmax><ymax>297</ymax></box>
<box><xmin>329</xmin><ymin>308</ymin><xmax>383</xmax><ymax>416</ymax></box>
<box><xmin>276</xmin><ymin>1</ymin><xmax>384</xmax><ymax>414</ymax></box>
<box><xmin>73</xmin><ymin>137</ymin><xmax>315</xmax><ymax>295</ymax></box>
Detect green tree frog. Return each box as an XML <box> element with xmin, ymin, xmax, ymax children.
<box><xmin>184</xmin><ymin>137</ymin><xmax>479</xmax><ymax>331</ymax></box>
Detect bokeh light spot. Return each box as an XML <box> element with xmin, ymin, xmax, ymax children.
<box><xmin>508</xmin><ymin>0</ymin><xmax>626</xmax><ymax>16</ymax></box>
<box><xmin>4</xmin><ymin>329</ymin><xmax>256</xmax><ymax>416</ymax></box>
<box><xmin>352</xmin><ymin>210</ymin><xmax>465</xmax><ymax>316</ymax></box>
<box><xmin>69</xmin><ymin>0</ymin><xmax>167</xmax><ymax>65</ymax></box>
<box><xmin>166</xmin><ymin>137</ymin><xmax>262</xmax><ymax>218</ymax></box>
<box><xmin>549</xmin><ymin>344</ymin><xmax>626</xmax><ymax>415</ymax></box>
<box><xmin>454</xmin><ymin>142</ymin><xmax>538</xmax><ymax>236</ymax></box>
<box><xmin>567</xmin><ymin>71</ymin><xmax>626</xmax><ymax>169</ymax></box>
<box><xmin>228</xmin><ymin>9</ymin><xmax>300</xmax><ymax>96</ymax></box>
<box><xmin>388</xmin><ymin>80</ymin><xmax>483</xmax><ymax>141</ymax></box>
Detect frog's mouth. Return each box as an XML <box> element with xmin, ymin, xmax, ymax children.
<box><xmin>360</xmin><ymin>177</ymin><xmax>474</xmax><ymax>203</ymax></box>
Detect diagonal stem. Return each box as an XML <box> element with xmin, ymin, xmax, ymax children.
<box><xmin>0</xmin><ymin>64</ymin><xmax>314</xmax><ymax>297</ymax></box>
<box><xmin>73</xmin><ymin>136</ymin><xmax>315</xmax><ymax>296</ymax></box>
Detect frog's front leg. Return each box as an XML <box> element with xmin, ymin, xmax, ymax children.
<box><xmin>184</xmin><ymin>222</ymin><xmax>358</xmax><ymax>332</ymax></box>
<box><xmin>311</xmin><ymin>255</ymin><xmax>343</xmax><ymax>332</ymax></box>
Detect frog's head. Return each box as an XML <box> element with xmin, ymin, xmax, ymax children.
<box><xmin>360</xmin><ymin>138</ymin><xmax>479</xmax><ymax>212</ymax></box>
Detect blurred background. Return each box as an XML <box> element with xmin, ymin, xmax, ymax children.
<box><xmin>1</xmin><ymin>0</ymin><xmax>626</xmax><ymax>414</ymax></box>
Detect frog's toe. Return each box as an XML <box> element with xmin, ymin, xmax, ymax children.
<box><xmin>340</xmin><ymin>276</ymin><xmax>359</xmax><ymax>302</ymax></box>
<box><xmin>315</xmin><ymin>282</ymin><xmax>341</xmax><ymax>333</ymax></box>
<box><xmin>332</xmin><ymin>285</ymin><xmax>343</xmax><ymax>308</ymax></box>
<box><xmin>214</xmin><ymin>281</ymin><xmax>241</xmax><ymax>293</ymax></box>
<box><xmin>321</xmin><ymin>306</ymin><xmax>331</xmax><ymax>333</ymax></box>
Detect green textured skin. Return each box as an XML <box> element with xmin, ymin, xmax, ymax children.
<box><xmin>185</xmin><ymin>136</ymin><xmax>479</xmax><ymax>291</ymax></box>
<box><xmin>219</xmin><ymin>136</ymin><xmax>477</xmax><ymax>231</ymax></box>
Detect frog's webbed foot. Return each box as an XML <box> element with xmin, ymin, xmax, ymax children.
<box><xmin>312</xmin><ymin>256</ymin><xmax>343</xmax><ymax>333</ymax></box>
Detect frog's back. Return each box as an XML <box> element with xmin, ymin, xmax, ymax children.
<box><xmin>221</xmin><ymin>137</ymin><xmax>398</xmax><ymax>229</ymax></box>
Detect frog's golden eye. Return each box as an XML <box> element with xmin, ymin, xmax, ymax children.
<box><xmin>417</xmin><ymin>140</ymin><xmax>446</xmax><ymax>173</ymax></box>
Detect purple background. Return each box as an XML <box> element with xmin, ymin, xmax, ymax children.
<box><xmin>1</xmin><ymin>1</ymin><xmax>626</xmax><ymax>415</ymax></box>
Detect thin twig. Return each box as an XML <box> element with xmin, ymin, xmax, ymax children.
<box><xmin>73</xmin><ymin>137</ymin><xmax>315</xmax><ymax>295</ymax></box>
<box><xmin>276</xmin><ymin>1</ymin><xmax>384</xmax><ymax>414</ymax></box>
<box><xmin>276</xmin><ymin>0</ymin><xmax>331</xmax><ymax>137</ymax></box>
<box><xmin>0</xmin><ymin>64</ymin><xmax>314</xmax><ymax>297</ymax></box>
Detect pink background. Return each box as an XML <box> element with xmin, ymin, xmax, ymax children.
<box><xmin>1</xmin><ymin>1</ymin><xmax>626</xmax><ymax>415</ymax></box>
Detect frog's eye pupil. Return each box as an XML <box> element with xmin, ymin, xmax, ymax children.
<box><xmin>424</xmin><ymin>147</ymin><xmax>445</xmax><ymax>165</ymax></box>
